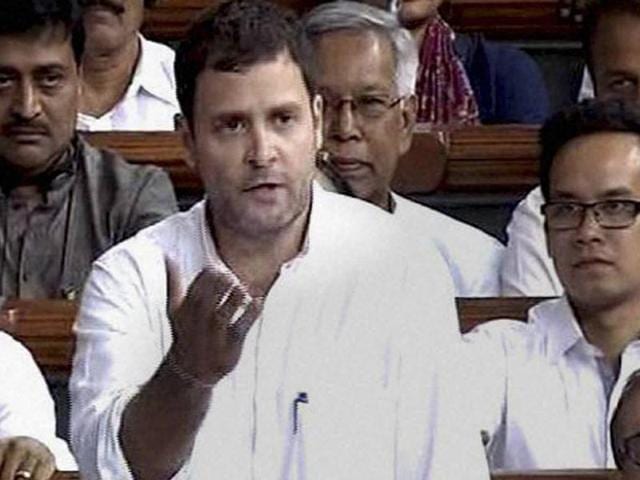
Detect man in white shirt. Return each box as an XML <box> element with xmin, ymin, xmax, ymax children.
<box><xmin>77</xmin><ymin>0</ymin><xmax>179</xmax><ymax>131</ymax></box>
<box><xmin>303</xmin><ymin>1</ymin><xmax>504</xmax><ymax>297</ymax></box>
<box><xmin>70</xmin><ymin>1</ymin><xmax>489</xmax><ymax>479</ymax></box>
<box><xmin>466</xmin><ymin>98</ymin><xmax>640</xmax><ymax>471</ymax></box>
<box><xmin>0</xmin><ymin>330</ymin><xmax>76</xmax><ymax>479</ymax></box>
<box><xmin>501</xmin><ymin>0</ymin><xmax>640</xmax><ymax>296</ymax></box>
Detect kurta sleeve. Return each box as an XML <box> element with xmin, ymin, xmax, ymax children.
<box><xmin>501</xmin><ymin>187</ymin><xmax>563</xmax><ymax>296</ymax></box>
<box><xmin>0</xmin><ymin>332</ymin><xmax>77</xmax><ymax>471</ymax></box>
<box><xmin>69</xmin><ymin>241</ymin><xmax>189</xmax><ymax>480</ymax></box>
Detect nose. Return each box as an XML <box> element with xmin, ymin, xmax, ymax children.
<box><xmin>246</xmin><ymin>124</ymin><xmax>276</xmax><ymax>167</ymax></box>
<box><xmin>574</xmin><ymin>207</ymin><xmax>604</xmax><ymax>244</ymax></box>
<box><xmin>327</xmin><ymin>101</ymin><xmax>361</xmax><ymax>143</ymax></box>
<box><xmin>11</xmin><ymin>81</ymin><xmax>42</xmax><ymax>121</ymax></box>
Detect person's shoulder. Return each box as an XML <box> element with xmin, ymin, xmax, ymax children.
<box><xmin>98</xmin><ymin>201</ymin><xmax>201</xmax><ymax>262</ymax></box>
<box><xmin>139</xmin><ymin>35</ymin><xmax>176</xmax><ymax>82</ymax></box>
<box><xmin>77</xmin><ymin>135</ymin><xmax>171</xmax><ymax>187</ymax></box>
<box><xmin>315</xmin><ymin>188</ymin><xmax>401</xmax><ymax>239</ymax></box>
<box><xmin>480</xmin><ymin>37</ymin><xmax>537</xmax><ymax>69</ymax></box>
<box><xmin>394</xmin><ymin>193</ymin><xmax>504</xmax><ymax>251</ymax></box>
<box><xmin>464</xmin><ymin>298</ymin><xmax>560</xmax><ymax>355</ymax></box>
<box><xmin>140</xmin><ymin>36</ymin><xmax>175</xmax><ymax>60</ymax></box>
<box><xmin>313</xmin><ymin>189</ymin><xmax>448</xmax><ymax>273</ymax></box>
<box><xmin>0</xmin><ymin>331</ymin><xmax>37</xmax><ymax>371</ymax></box>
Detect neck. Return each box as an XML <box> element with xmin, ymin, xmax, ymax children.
<box><xmin>408</xmin><ymin>15</ymin><xmax>439</xmax><ymax>46</ymax></box>
<box><xmin>575</xmin><ymin>299</ymin><xmax>640</xmax><ymax>367</ymax></box>
<box><xmin>371</xmin><ymin>189</ymin><xmax>393</xmax><ymax>212</ymax></box>
<box><xmin>1</xmin><ymin>146</ymin><xmax>70</xmax><ymax>193</ymax></box>
<box><xmin>207</xmin><ymin>207</ymin><xmax>310</xmax><ymax>298</ymax></box>
<box><xmin>411</xmin><ymin>23</ymin><xmax>428</xmax><ymax>46</ymax></box>
<box><xmin>80</xmin><ymin>35</ymin><xmax>140</xmax><ymax>117</ymax></box>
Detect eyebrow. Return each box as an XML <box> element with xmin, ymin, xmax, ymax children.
<box><xmin>319</xmin><ymin>84</ymin><xmax>393</xmax><ymax>95</ymax></box>
<box><xmin>210</xmin><ymin>101</ymin><xmax>305</xmax><ymax>119</ymax></box>
<box><xmin>551</xmin><ymin>187</ymin><xmax>636</xmax><ymax>200</ymax></box>
<box><xmin>602</xmin><ymin>69</ymin><xmax>638</xmax><ymax>78</ymax></box>
<box><xmin>0</xmin><ymin>63</ymin><xmax>69</xmax><ymax>74</ymax></box>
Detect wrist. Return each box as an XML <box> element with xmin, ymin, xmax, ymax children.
<box><xmin>164</xmin><ymin>349</ymin><xmax>220</xmax><ymax>390</ymax></box>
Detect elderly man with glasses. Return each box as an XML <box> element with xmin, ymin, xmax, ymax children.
<box><xmin>465</xmin><ymin>98</ymin><xmax>640</xmax><ymax>471</ymax></box>
<box><xmin>303</xmin><ymin>1</ymin><xmax>504</xmax><ymax>296</ymax></box>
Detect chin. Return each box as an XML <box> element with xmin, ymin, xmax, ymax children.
<box><xmin>238</xmin><ymin>213</ymin><xmax>301</xmax><ymax>238</ymax></box>
<box><xmin>568</xmin><ymin>283</ymin><xmax>630</xmax><ymax>312</ymax></box>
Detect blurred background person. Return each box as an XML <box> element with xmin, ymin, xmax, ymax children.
<box><xmin>0</xmin><ymin>330</ymin><xmax>76</xmax><ymax>479</ymax></box>
<box><xmin>394</xmin><ymin>0</ymin><xmax>550</xmax><ymax>126</ymax></box>
<box><xmin>304</xmin><ymin>0</ymin><xmax>504</xmax><ymax>296</ymax></box>
<box><xmin>78</xmin><ymin>0</ymin><xmax>179</xmax><ymax>130</ymax></box>
<box><xmin>0</xmin><ymin>0</ymin><xmax>177</xmax><ymax>299</ymax></box>
<box><xmin>501</xmin><ymin>0</ymin><xmax>640</xmax><ymax>296</ymax></box>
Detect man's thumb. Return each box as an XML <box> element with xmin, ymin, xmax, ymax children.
<box><xmin>165</xmin><ymin>256</ymin><xmax>185</xmax><ymax>318</ymax></box>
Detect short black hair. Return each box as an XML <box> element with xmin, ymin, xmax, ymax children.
<box><xmin>0</xmin><ymin>0</ymin><xmax>84</xmax><ymax>64</ymax></box>
<box><xmin>583</xmin><ymin>0</ymin><xmax>640</xmax><ymax>80</ymax></box>
<box><xmin>175</xmin><ymin>0</ymin><xmax>317</xmax><ymax>127</ymax></box>
<box><xmin>539</xmin><ymin>99</ymin><xmax>640</xmax><ymax>200</ymax></box>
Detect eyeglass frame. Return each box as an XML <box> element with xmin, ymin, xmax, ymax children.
<box><xmin>319</xmin><ymin>90</ymin><xmax>405</xmax><ymax>121</ymax></box>
<box><xmin>540</xmin><ymin>199</ymin><xmax>640</xmax><ymax>230</ymax></box>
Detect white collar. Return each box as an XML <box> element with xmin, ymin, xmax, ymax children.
<box><xmin>125</xmin><ymin>34</ymin><xmax>177</xmax><ymax>107</ymax></box>
<box><xmin>196</xmin><ymin>184</ymin><xmax>320</xmax><ymax>280</ymax></box>
<box><xmin>530</xmin><ymin>296</ymin><xmax>606</xmax><ymax>364</ymax></box>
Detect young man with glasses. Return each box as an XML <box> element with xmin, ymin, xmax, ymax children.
<box><xmin>466</xmin><ymin>98</ymin><xmax>640</xmax><ymax>471</ymax></box>
<box><xmin>502</xmin><ymin>0</ymin><xmax>640</xmax><ymax>296</ymax></box>
<box><xmin>303</xmin><ymin>1</ymin><xmax>504</xmax><ymax>296</ymax></box>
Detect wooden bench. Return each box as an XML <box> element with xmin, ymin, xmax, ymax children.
<box><xmin>0</xmin><ymin>296</ymin><xmax>548</xmax><ymax>373</ymax></box>
<box><xmin>0</xmin><ymin>299</ymin><xmax>75</xmax><ymax>373</ymax></box>
<box><xmin>84</xmin><ymin>124</ymin><xmax>540</xmax><ymax>198</ymax></box>
<box><xmin>142</xmin><ymin>0</ymin><xmax>584</xmax><ymax>42</ymax></box>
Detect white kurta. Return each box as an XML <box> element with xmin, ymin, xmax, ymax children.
<box><xmin>391</xmin><ymin>193</ymin><xmax>504</xmax><ymax>297</ymax></box>
<box><xmin>76</xmin><ymin>35</ymin><xmax>179</xmax><ymax>131</ymax></box>
<box><xmin>464</xmin><ymin>296</ymin><xmax>640</xmax><ymax>471</ymax></box>
<box><xmin>500</xmin><ymin>186</ymin><xmax>563</xmax><ymax>296</ymax></box>
<box><xmin>70</xmin><ymin>187</ymin><xmax>489</xmax><ymax>480</ymax></box>
<box><xmin>0</xmin><ymin>332</ymin><xmax>76</xmax><ymax>471</ymax></box>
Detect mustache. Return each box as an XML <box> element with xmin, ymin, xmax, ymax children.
<box><xmin>79</xmin><ymin>0</ymin><xmax>125</xmax><ymax>15</ymax></box>
<box><xmin>3</xmin><ymin>119</ymin><xmax>49</xmax><ymax>134</ymax></box>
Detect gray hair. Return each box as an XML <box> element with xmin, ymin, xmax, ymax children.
<box><xmin>302</xmin><ymin>1</ymin><xmax>418</xmax><ymax>96</ymax></box>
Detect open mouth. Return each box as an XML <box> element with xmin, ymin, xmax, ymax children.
<box><xmin>244</xmin><ymin>182</ymin><xmax>282</xmax><ymax>192</ymax></box>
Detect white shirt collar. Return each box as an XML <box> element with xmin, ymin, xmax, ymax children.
<box><xmin>196</xmin><ymin>183</ymin><xmax>319</xmax><ymax>282</ymax></box>
<box><xmin>529</xmin><ymin>296</ymin><xmax>592</xmax><ymax>364</ymax></box>
<box><xmin>127</xmin><ymin>34</ymin><xmax>178</xmax><ymax>107</ymax></box>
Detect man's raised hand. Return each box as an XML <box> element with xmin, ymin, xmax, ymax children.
<box><xmin>165</xmin><ymin>258</ymin><xmax>263</xmax><ymax>388</ymax></box>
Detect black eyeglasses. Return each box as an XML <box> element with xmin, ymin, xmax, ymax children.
<box><xmin>540</xmin><ymin>200</ymin><xmax>640</xmax><ymax>230</ymax></box>
<box><xmin>321</xmin><ymin>91</ymin><xmax>404</xmax><ymax>120</ymax></box>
